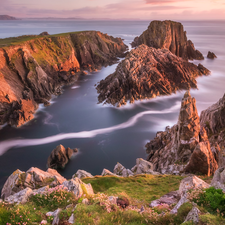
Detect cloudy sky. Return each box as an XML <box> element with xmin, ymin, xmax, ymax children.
<box><xmin>1</xmin><ymin>0</ymin><xmax>225</xmax><ymax>20</ymax></box>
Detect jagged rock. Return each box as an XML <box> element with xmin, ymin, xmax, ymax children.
<box><xmin>149</xmin><ymin>191</ymin><xmax>180</xmax><ymax>207</ymax></box>
<box><xmin>0</xmin><ymin>31</ymin><xmax>127</xmax><ymax>127</ymax></box>
<box><xmin>113</xmin><ymin>163</ymin><xmax>134</xmax><ymax>177</ymax></box>
<box><xmin>207</xmin><ymin>51</ymin><xmax>217</xmax><ymax>59</ymax></box>
<box><xmin>101</xmin><ymin>168</ymin><xmax>119</xmax><ymax>177</ymax></box>
<box><xmin>96</xmin><ymin>45</ymin><xmax>210</xmax><ymax>107</ymax></box>
<box><xmin>68</xmin><ymin>214</ymin><xmax>75</xmax><ymax>224</ymax></box>
<box><xmin>179</xmin><ymin>176</ymin><xmax>210</xmax><ymax>196</ymax></box>
<box><xmin>135</xmin><ymin>158</ymin><xmax>159</xmax><ymax>175</ymax></box>
<box><xmin>184</xmin><ymin>141</ymin><xmax>218</xmax><ymax>176</ymax></box>
<box><xmin>1</xmin><ymin>169</ymin><xmax>25</xmax><ymax>199</ymax></box>
<box><xmin>62</xmin><ymin>177</ymin><xmax>94</xmax><ymax>198</ymax></box>
<box><xmin>73</xmin><ymin>170</ymin><xmax>94</xmax><ymax>179</ymax></box>
<box><xmin>131</xmin><ymin>20</ymin><xmax>204</xmax><ymax>60</ymax></box>
<box><xmin>147</xmin><ymin>91</ymin><xmax>218</xmax><ymax>175</ymax></box>
<box><xmin>170</xmin><ymin>193</ymin><xmax>189</xmax><ymax>214</ymax></box>
<box><xmin>182</xmin><ymin>206</ymin><xmax>201</xmax><ymax>224</ymax></box>
<box><xmin>47</xmin><ymin>145</ymin><xmax>77</xmax><ymax>169</ymax></box>
<box><xmin>211</xmin><ymin>167</ymin><xmax>225</xmax><ymax>192</ymax></box>
<box><xmin>47</xmin><ymin>208</ymin><xmax>61</xmax><ymax>225</ymax></box>
<box><xmin>5</xmin><ymin>187</ymin><xmax>33</xmax><ymax>204</ymax></box>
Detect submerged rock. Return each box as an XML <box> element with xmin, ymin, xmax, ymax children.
<box><xmin>131</xmin><ymin>20</ymin><xmax>204</xmax><ymax>60</ymax></box>
<box><xmin>207</xmin><ymin>51</ymin><xmax>217</xmax><ymax>59</ymax></box>
<box><xmin>97</xmin><ymin>45</ymin><xmax>210</xmax><ymax>107</ymax></box>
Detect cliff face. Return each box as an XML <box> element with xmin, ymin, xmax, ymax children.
<box><xmin>0</xmin><ymin>31</ymin><xmax>127</xmax><ymax>127</ymax></box>
<box><xmin>132</xmin><ymin>20</ymin><xmax>204</xmax><ymax>60</ymax></box>
<box><xmin>146</xmin><ymin>91</ymin><xmax>218</xmax><ymax>176</ymax></box>
<box><xmin>96</xmin><ymin>45</ymin><xmax>210</xmax><ymax>107</ymax></box>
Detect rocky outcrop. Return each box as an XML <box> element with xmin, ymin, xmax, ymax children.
<box><xmin>0</xmin><ymin>15</ymin><xmax>17</xmax><ymax>20</ymax></box>
<box><xmin>1</xmin><ymin>167</ymin><xmax>66</xmax><ymax>199</ymax></box>
<box><xmin>113</xmin><ymin>163</ymin><xmax>134</xmax><ymax>177</ymax></box>
<box><xmin>47</xmin><ymin>145</ymin><xmax>78</xmax><ymax>169</ymax></box>
<box><xmin>73</xmin><ymin>170</ymin><xmax>94</xmax><ymax>179</ymax></box>
<box><xmin>0</xmin><ymin>31</ymin><xmax>127</xmax><ymax>127</ymax></box>
<box><xmin>131</xmin><ymin>20</ymin><xmax>204</xmax><ymax>60</ymax></box>
<box><xmin>146</xmin><ymin>91</ymin><xmax>218</xmax><ymax>175</ymax></box>
<box><xmin>96</xmin><ymin>45</ymin><xmax>210</xmax><ymax>107</ymax></box>
<box><xmin>207</xmin><ymin>51</ymin><xmax>217</xmax><ymax>59</ymax></box>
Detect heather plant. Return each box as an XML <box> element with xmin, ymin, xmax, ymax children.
<box><xmin>30</xmin><ymin>185</ymin><xmax>76</xmax><ymax>211</ymax></box>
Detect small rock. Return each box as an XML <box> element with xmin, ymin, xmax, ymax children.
<box><xmin>207</xmin><ymin>51</ymin><xmax>217</xmax><ymax>59</ymax></box>
<box><xmin>211</xmin><ymin>167</ymin><xmax>225</xmax><ymax>192</ymax></box>
<box><xmin>108</xmin><ymin>196</ymin><xmax>118</xmax><ymax>205</ymax></box>
<box><xmin>82</xmin><ymin>198</ymin><xmax>89</xmax><ymax>205</ymax></box>
<box><xmin>72</xmin><ymin>170</ymin><xmax>94</xmax><ymax>179</ymax></box>
<box><xmin>68</xmin><ymin>213</ymin><xmax>75</xmax><ymax>224</ymax></box>
<box><xmin>170</xmin><ymin>193</ymin><xmax>189</xmax><ymax>214</ymax></box>
<box><xmin>182</xmin><ymin>206</ymin><xmax>201</xmax><ymax>224</ymax></box>
<box><xmin>117</xmin><ymin>197</ymin><xmax>129</xmax><ymax>208</ymax></box>
<box><xmin>101</xmin><ymin>168</ymin><xmax>119</xmax><ymax>177</ymax></box>
<box><xmin>52</xmin><ymin>208</ymin><xmax>61</xmax><ymax>225</ymax></box>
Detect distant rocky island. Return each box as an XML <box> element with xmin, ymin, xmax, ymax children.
<box><xmin>0</xmin><ymin>31</ymin><xmax>127</xmax><ymax>127</ymax></box>
<box><xmin>0</xmin><ymin>15</ymin><xmax>17</xmax><ymax>20</ymax></box>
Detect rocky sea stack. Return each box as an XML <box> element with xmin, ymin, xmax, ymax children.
<box><xmin>146</xmin><ymin>91</ymin><xmax>220</xmax><ymax>176</ymax></box>
<box><xmin>96</xmin><ymin>45</ymin><xmax>210</xmax><ymax>107</ymax></box>
<box><xmin>131</xmin><ymin>20</ymin><xmax>204</xmax><ymax>60</ymax></box>
<box><xmin>0</xmin><ymin>31</ymin><xmax>127</xmax><ymax>127</ymax></box>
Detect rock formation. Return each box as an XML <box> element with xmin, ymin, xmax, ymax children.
<box><xmin>131</xmin><ymin>20</ymin><xmax>204</xmax><ymax>60</ymax></box>
<box><xmin>207</xmin><ymin>51</ymin><xmax>217</xmax><ymax>59</ymax></box>
<box><xmin>96</xmin><ymin>45</ymin><xmax>210</xmax><ymax>107</ymax></box>
<box><xmin>47</xmin><ymin>145</ymin><xmax>78</xmax><ymax>169</ymax></box>
<box><xmin>0</xmin><ymin>15</ymin><xmax>17</xmax><ymax>20</ymax></box>
<box><xmin>0</xmin><ymin>31</ymin><xmax>127</xmax><ymax>127</ymax></box>
<box><xmin>39</xmin><ymin>31</ymin><xmax>49</xmax><ymax>36</ymax></box>
<box><xmin>146</xmin><ymin>91</ymin><xmax>218</xmax><ymax>176</ymax></box>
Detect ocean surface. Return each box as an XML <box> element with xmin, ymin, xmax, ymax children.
<box><xmin>0</xmin><ymin>20</ymin><xmax>225</xmax><ymax>191</ymax></box>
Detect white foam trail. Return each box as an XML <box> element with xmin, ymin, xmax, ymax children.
<box><xmin>71</xmin><ymin>86</ymin><xmax>80</xmax><ymax>89</ymax></box>
<box><xmin>0</xmin><ymin>103</ymin><xmax>180</xmax><ymax>156</ymax></box>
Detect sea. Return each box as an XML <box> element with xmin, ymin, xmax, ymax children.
<box><xmin>0</xmin><ymin>20</ymin><xmax>225</xmax><ymax>191</ymax></box>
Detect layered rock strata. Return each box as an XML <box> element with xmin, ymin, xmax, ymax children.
<box><xmin>0</xmin><ymin>31</ymin><xmax>127</xmax><ymax>127</ymax></box>
<box><xmin>131</xmin><ymin>20</ymin><xmax>204</xmax><ymax>60</ymax></box>
<box><xmin>96</xmin><ymin>45</ymin><xmax>210</xmax><ymax>107</ymax></box>
<box><xmin>146</xmin><ymin>91</ymin><xmax>218</xmax><ymax>176</ymax></box>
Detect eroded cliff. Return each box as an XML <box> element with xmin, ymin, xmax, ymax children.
<box><xmin>131</xmin><ymin>20</ymin><xmax>204</xmax><ymax>60</ymax></box>
<box><xmin>0</xmin><ymin>31</ymin><xmax>127</xmax><ymax>127</ymax></box>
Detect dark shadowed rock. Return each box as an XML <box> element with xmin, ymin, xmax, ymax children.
<box><xmin>47</xmin><ymin>145</ymin><xmax>78</xmax><ymax>169</ymax></box>
<box><xmin>96</xmin><ymin>45</ymin><xmax>210</xmax><ymax>107</ymax></box>
<box><xmin>117</xmin><ymin>197</ymin><xmax>129</xmax><ymax>208</ymax></box>
<box><xmin>131</xmin><ymin>20</ymin><xmax>204</xmax><ymax>60</ymax></box>
<box><xmin>207</xmin><ymin>51</ymin><xmax>217</xmax><ymax>59</ymax></box>
<box><xmin>39</xmin><ymin>32</ymin><xmax>49</xmax><ymax>36</ymax></box>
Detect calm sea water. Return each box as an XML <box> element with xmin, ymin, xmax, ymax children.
<box><xmin>0</xmin><ymin>20</ymin><xmax>225</xmax><ymax>191</ymax></box>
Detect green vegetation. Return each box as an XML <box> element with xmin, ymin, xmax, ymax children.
<box><xmin>0</xmin><ymin>175</ymin><xmax>224</xmax><ymax>224</ymax></box>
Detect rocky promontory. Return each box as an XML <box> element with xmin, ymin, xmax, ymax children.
<box><xmin>96</xmin><ymin>45</ymin><xmax>210</xmax><ymax>107</ymax></box>
<box><xmin>0</xmin><ymin>31</ymin><xmax>127</xmax><ymax>127</ymax></box>
<box><xmin>146</xmin><ymin>91</ymin><xmax>220</xmax><ymax>176</ymax></box>
<box><xmin>131</xmin><ymin>20</ymin><xmax>204</xmax><ymax>60</ymax></box>
<box><xmin>0</xmin><ymin>15</ymin><xmax>17</xmax><ymax>20</ymax></box>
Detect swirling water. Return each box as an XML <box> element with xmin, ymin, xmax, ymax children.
<box><xmin>0</xmin><ymin>20</ymin><xmax>225</xmax><ymax>190</ymax></box>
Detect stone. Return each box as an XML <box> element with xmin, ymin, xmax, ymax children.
<box><xmin>170</xmin><ymin>193</ymin><xmax>189</xmax><ymax>214</ymax></box>
<box><xmin>135</xmin><ymin>158</ymin><xmax>155</xmax><ymax>175</ymax></box>
<box><xmin>68</xmin><ymin>213</ymin><xmax>75</xmax><ymax>224</ymax></box>
<box><xmin>184</xmin><ymin>141</ymin><xmax>218</xmax><ymax>176</ymax></box>
<box><xmin>82</xmin><ymin>198</ymin><xmax>89</xmax><ymax>205</ymax></box>
<box><xmin>131</xmin><ymin>20</ymin><xmax>204</xmax><ymax>60</ymax></box>
<box><xmin>101</xmin><ymin>168</ymin><xmax>119</xmax><ymax>177</ymax></box>
<box><xmin>182</xmin><ymin>206</ymin><xmax>200</xmax><ymax>224</ymax></box>
<box><xmin>117</xmin><ymin>197</ymin><xmax>129</xmax><ymax>208</ymax></box>
<box><xmin>211</xmin><ymin>167</ymin><xmax>225</xmax><ymax>192</ymax></box>
<box><xmin>149</xmin><ymin>191</ymin><xmax>180</xmax><ymax>207</ymax></box>
<box><xmin>108</xmin><ymin>196</ymin><xmax>118</xmax><ymax>205</ymax></box>
<box><xmin>113</xmin><ymin>163</ymin><xmax>134</xmax><ymax>177</ymax></box>
<box><xmin>52</xmin><ymin>208</ymin><xmax>61</xmax><ymax>225</ymax></box>
<box><xmin>73</xmin><ymin>170</ymin><xmax>94</xmax><ymax>179</ymax></box>
<box><xmin>179</xmin><ymin>176</ymin><xmax>210</xmax><ymax>197</ymax></box>
<box><xmin>96</xmin><ymin>45</ymin><xmax>210</xmax><ymax>107</ymax></box>
<box><xmin>5</xmin><ymin>187</ymin><xmax>33</xmax><ymax>204</ymax></box>
<box><xmin>39</xmin><ymin>32</ymin><xmax>49</xmax><ymax>36</ymax></box>
<box><xmin>207</xmin><ymin>51</ymin><xmax>217</xmax><ymax>59</ymax></box>
<box><xmin>1</xmin><ymin>169</ymin><xmax>25</xmax><ymax>199</ymax></box>
<box><xmin>47</xmin><ymin>145</ymin><xmax>77</xmax><ymax>169</ymax></box>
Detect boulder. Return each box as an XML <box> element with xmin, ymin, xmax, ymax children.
<box><xmin>211</xmin><ymin>167</ymin><xmax>225</xmax><ymax>192</ymax></box>
<box><xmin>149</xmin><ymin>191</ymin><xmax>180</xmax><ymax>207</ymax></box>
<box><xmin>131</xmin><ymin>20</ymin><xmax>204</xmax><ymax>60</ymax></box>
<box><xmin>72</xmin><ymin>170</ymin><xmax>94</xmax><ymax>179</ymax></box>
<box><xmin>5</xmin><ymin>187</ymin><xmax>33</xmax><ymax>204</ymax></box>
<box><xmin>182</xmin><ymin>206</ymin><xmax>201</xmax><ymax>224</ymax></box>
<box><xmin>62</xmin><ymin>177</ymin><xmax>94</xmax><ymax>198</ymax></box>
<box><xmin>207</xmin><ymin>51</ymin><xmax>217</xmax><ymax>59</ymax></box>
<box><xmin>179</xmin><ymin>176</ymin><xmax>210</xmax><ymax>197</ymax></box>
<box><xmin>101</xmin><ymin>168</ymin><xmax>119</xmax><ymax>177</ymax></box>
<box><xmin>47</xmin><ymin>145</ymin><xmax>78</xmax><ymax>169</ymax></box>
<box><xmin>96</xmin><ymin>45</ymin><xmax>210</xmax><ymax>107</ymax></box>
<box><xmin>113</xmin><ymin>163</ymin><xmax>134</xmax><ymax>177</ymax></box>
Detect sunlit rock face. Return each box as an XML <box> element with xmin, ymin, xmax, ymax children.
<box><xmin>131</xmin><ymin>20</ymin><xmax>204</xmax><ymax>60</ymax></box>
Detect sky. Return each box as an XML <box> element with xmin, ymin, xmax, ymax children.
<box><xmin>1</xmin><ymin>0</ymin><xmax>225</xmax><ymax>20</ymax></box>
